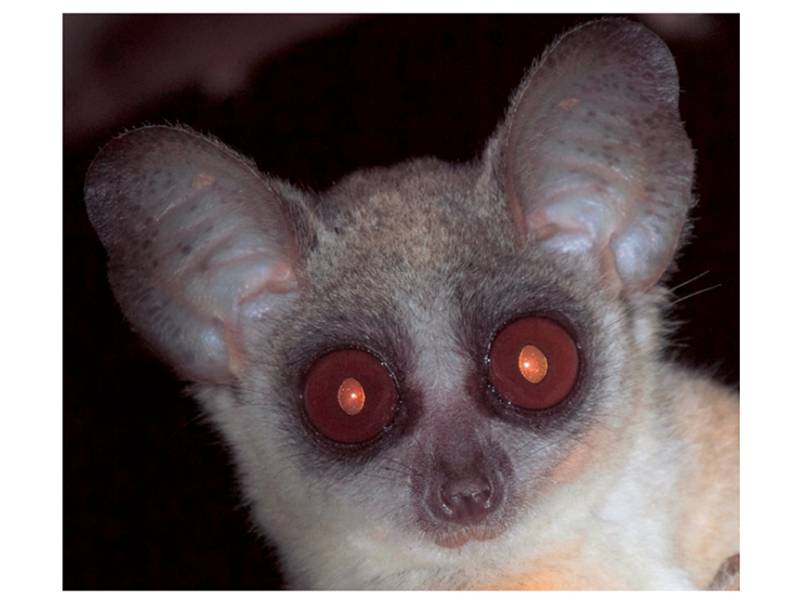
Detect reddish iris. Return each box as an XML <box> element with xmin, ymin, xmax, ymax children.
<box><xmin>303</xmin><ymin>349</ymin><xmax>397</xmax><ymax>443</ymax></box>
<box><xmin>489</xmin><ymin>316</ymin><xmax>578</xmax><ymax>410</ymax></box>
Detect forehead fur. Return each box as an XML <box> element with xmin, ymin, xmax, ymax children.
<box><xmin>308</xmin><ymin>158</ymin><xmax>513</xmax><ymax>278</ymax></box>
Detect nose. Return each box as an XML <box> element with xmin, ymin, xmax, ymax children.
<box><xmin>411</xmin><ymin>426</ymin><xmax>511</xmax><ymax>532</ymax></box>
<box><xmin>436</xmin><ymin>474</ymin><xmax>497</xmax><ymax>524</ymax></box>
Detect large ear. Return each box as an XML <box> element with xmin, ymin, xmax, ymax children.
<box><xmin>85</xmin><ymin>125</ymin><xmax>301</xmax><ymax>384</ymax></box>
<box><xmin>495</xmin><ymin>18</ymin><xmax>694</xmax><ymax>292</ymax></box>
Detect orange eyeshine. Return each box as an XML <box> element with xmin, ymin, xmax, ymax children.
<box><xmin>518</xmin><ymin>345</ymin><xmax>549</xmax><ymax>384</ymax></box>
<box><xmin>337</xmin><ymin>377</ymin><xmax>366</xmax><ymax>415</ymax></box>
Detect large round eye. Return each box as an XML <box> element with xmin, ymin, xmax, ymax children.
<box><xmin>303</xmin><ymin>349</ymin><xmax>398</xmax><ymax>444</ymax></box>
<box><xmin>488</xmin><ymin>316</ymin><xmax>579</xmax><ymax>410</ymax></box>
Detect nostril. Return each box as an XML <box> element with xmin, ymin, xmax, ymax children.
<box><xmin>443</xmin><ymin>477</ymin><xmax>492</xmax><ymax>505</ymax></box>
<box><xmin>437</xmin><ymin>475</ymin><xmax>496</xmax><ymax>524</ymax></box>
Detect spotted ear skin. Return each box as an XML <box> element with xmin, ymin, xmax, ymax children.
<box><xmin>85</xmin><ymin>125</ymin><xmax>301</xmax><ymax>383</ymax></box>
<box><xmin>497</xmin><ymin>18</ymin><xmax>694</xmax><ymax>292</ymax></box>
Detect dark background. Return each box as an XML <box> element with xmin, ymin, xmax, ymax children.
<box><xmin>63</xmin><ymin>14</ymin><xmax>738</xmax><ymax>589</ymax></box>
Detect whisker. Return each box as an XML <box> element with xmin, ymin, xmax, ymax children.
<box><xmin>670</xmin><ymin>283</ymin><xmax>722</xmax><ymax>307</ymax></box>
<box><xmin>669</xmin><ymin>270</ymin><xmax>710</xmax><ymax>293</ymax></box>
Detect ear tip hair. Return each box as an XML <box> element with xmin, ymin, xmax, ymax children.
<box><xmin>554</xmin><ymin>17</ymin><xmax>675</xmax><ymax>63</ymax></box>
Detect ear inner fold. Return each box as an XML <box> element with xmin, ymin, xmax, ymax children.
<box><xmin>85</xmin><ymin>125</ymin><xmax>299</xmax><ymax>383</ymax></box>
<box><xmin>502</xmin><ymin>19</ymin><xmax>695</xmax><ymax>291</ymax></box>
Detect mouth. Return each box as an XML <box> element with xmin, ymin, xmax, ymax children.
<box><xmin>432</xmin><ymin>524</ymin><xmax>503</xmax><ymax>548</ymax></box>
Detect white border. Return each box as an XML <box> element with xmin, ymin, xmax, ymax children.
<box><xmin>6</xmin><ymin>1</ymin><xmax>805</xmax><ymax>600</ymax></box>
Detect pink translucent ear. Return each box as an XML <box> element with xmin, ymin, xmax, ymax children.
<box><xmin>85</xmin><ymin>126</ymin><xmax>300</xmax><ymax>384</ymax></box>
<box><xmin>500</xmin><ymin>19</ymin><xmax>694</xmax><ymax>292</ymax></box>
